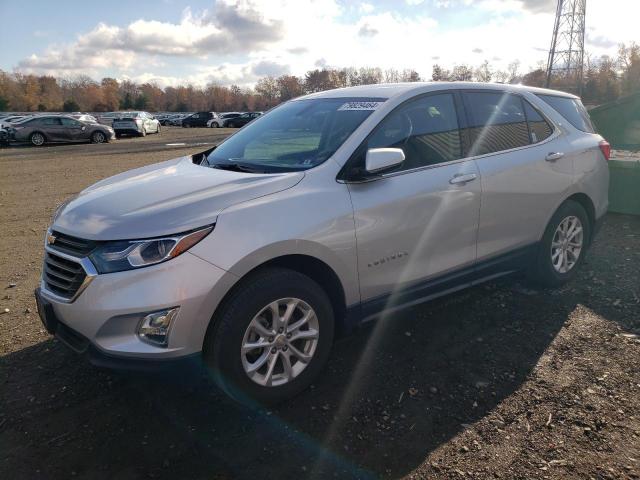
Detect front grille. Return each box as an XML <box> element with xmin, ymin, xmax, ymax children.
<box><xmin>50</xmin><ymin>231</ymin><xmax>97</xmax><ymax>257</ymax></box>
<box><xmin>43</xmin><ymin>251</ymin><xmax>87</xmax><ymax>300</ymax></box>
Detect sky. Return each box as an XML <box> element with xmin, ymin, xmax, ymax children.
<box><xmin>0</xmin><ymin>0</ymin><xmax>638</xmax><ymax>87</ymax></box>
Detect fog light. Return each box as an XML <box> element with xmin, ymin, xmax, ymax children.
<box><xmin>137</xmin><ymin>308</ymin><xmax>179</xmax><ymax>346</ymax></box>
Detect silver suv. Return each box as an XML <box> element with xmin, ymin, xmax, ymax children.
<box><xmin>36</xmin><ymin>83</ymin><xmax>609</xmax><ymax>404</ymax></box>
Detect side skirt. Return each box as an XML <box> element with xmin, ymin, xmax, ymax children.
<box><xmin>343</xmin><ymin>243</ymin><xmax>538</xmax><ymax>332</ymax></box>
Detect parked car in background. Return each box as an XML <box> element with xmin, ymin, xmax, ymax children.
<box><xmin>182</xmin><ymin>112</ymin><xmax>218</xmax><ymax>128</ymax></box>
<box><xmin>96</xmin><ymin>112</ymin><xmax>120</xmax><ymax>126</ymax></box>
<box><xmin>34</xmin><ymin>82</ymin><xmax>609</xmax><ymax>405</ymax></box>
<box><xmin>208</xmin><ymin>112</ymin><xmax>241</xmax><ymax>128</ymax></box>
<box><xmin>169</xmin><ymin>114</ymin><xmax>191</xmax><ymax>126</ymax></box>
<box><xmin>225</xmin><ymin>112</ymin><xmax>263</xmax><ymax>128</ymax></box>
<box><xmin>0</xmin><ymin>115</ymin><xmax>29</xmax><ymax>128</ymax></box>
<box><xmin>71</xmin><ymin>114</ymin><xmax>98</xmax><ymax>123</ymax></box>
<box><xmin>0</xmin><ymin>127</ymin><xmax>8</xmax><ymax>145</ymax></box>
<box><xmin>8</xmin><ymin>114</ymin><xmax>115</xmax><ymax>145</ymax></box>
<box><xmin>112</xmin><ymin>112</ymin><xmax>161</xmax><ymax>137</ymax></box>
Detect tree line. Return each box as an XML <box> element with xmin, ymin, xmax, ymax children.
<box><xmin>0</xmin><ymin>42</ymin><xmax>637</xmax><ymax>113</ymax></box>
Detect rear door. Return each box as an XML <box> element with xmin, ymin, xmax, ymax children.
<box><xmin>346</xmin><ymin>92</ymin><xmax>481</xmax><ymax>304</ymax></box>
<box><xmin>40</xmin><ymin>117</ymin><xmax>66</xmax><ymax>141</ymax></box>
<box><xmin>461</xmin><ymin>90</ymin><xmax>572</xmax><ymax>262</ymax></box>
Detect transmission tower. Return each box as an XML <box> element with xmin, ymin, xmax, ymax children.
<box><xmin>545</xmin><ymin>0</ymin><xmax>587</xmax><ymax>94</ymax></box>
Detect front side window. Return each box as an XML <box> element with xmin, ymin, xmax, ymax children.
<box><xmin>206</xmin><ymin>97</ymin><xmax>384</xmax><ymax>172</ymax></box>
<box><xmin>536</xmin><ymin>94</ymin><xmax>594</xmax><ymax>133</ymax></box>
<box><xmin>42</xmin><ymin>117</ymin><xmax>62</xmax><ymax>126</ymax></box>
<box><xmin>61</xmin><ymin>118</ymin><xmax>82</xmax><ymax>127</ymax></box>
<box><xmin>362</xmin><ymin>93</ymin><xmax>462</xmax><ymax>172</ymax></box>
<box><xmin>463</xmin><ymin>91</ymin><xmax>530</xmax><ymax>155</ymax></box>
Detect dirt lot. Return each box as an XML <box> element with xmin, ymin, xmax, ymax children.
<box><xmin>1</xmin><ymin>128</ymin><xmax>639</xmax><ymax>479</ymax></box>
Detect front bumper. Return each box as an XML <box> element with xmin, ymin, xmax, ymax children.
<box><xmin>36</xmin><ymin>289</ymin><xmax>202</xmax><ymax>371</ymax></box>
<box><xmin>38</xmin><ymin>251</ymin><xmax>237</xmax><ymax>363</ymax></box>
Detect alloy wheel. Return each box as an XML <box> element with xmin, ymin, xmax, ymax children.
<box><xmin>31</xmin><ymin>133</ymin><xmax>44</xmax><ymax>146</ymax></box>
<box><xmin>241</xmin><ymin>298</ymin><xmax>319</xmax><ymax>387</ymax></box>
<box><xmin>550</xmin><ymin>215</ymin><xmax>583</xmax><ymax>273</ymax></box>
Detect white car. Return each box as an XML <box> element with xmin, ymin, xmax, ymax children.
<box><xmin>36</xmin><ymin>82</ymin><xmax>609</xmax><ymax>404</ymax></box>
<box><xmin>111</xmin><ymin>112</ymin><xmax>161</xmax><ymax>137</ymax></box>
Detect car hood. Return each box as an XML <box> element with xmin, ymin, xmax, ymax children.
<box><xmin>52</xmin><ymin>156</ymin><xmax>304</xmax><ymax>240</ymax></box>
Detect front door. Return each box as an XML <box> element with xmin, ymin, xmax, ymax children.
<box><xmin>346</xmin><ymin>92</ymin><xmax>481</xmax><ymax>306</ymax></box>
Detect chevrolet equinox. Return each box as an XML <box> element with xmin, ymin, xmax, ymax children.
<box><xmin>36</xmin><ymin>82</ymin><xmax>609</xmax><ymax>404</ymax></box>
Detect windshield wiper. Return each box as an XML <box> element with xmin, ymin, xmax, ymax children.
<box><xmin>210</xmin><ymin>162</ymin><xmax>266</xmax><ymax>173</ymax></box>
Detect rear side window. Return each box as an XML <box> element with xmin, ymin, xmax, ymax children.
<box><xmin>536</xmin><ymin>94</ymin><xmax>594</xmax><ymax>133</ymax></box>
<box><xmin>463</xmin><ymin>91</ymin><xmax>530</xmax><ymax>155</ymax></box>
<box><xmin>523</xmin><ymin>100</ymin><xmax>553</xmax><ymax>143</ymax></box>
<box><xmin>365</xmin><ymin>93</ymin><xmax>463</xmax><ymax>171</ymax></box>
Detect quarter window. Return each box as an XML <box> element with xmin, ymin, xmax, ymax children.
<box><xmin>463</xmin><ymin>92</ymin><xmax>530</xmax><ymax>155</ymax></box>
<box><xmin>523</xmin><ymin>100</ymin><xmax>553</xmax><ymax>143</ymax></box>
<box><xmin>365</xmin><ymin>93</ymin><xmax>463</xmax><ymax>172</ymax></box>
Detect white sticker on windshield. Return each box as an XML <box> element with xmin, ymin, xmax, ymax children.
<box><xmin>338</xmin><ymin>101</ymin><xmax>384</xmax><ymax>111</ymax></box>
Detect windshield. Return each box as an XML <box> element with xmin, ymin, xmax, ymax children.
<box><xmin>206</xmin><ymin>97</ymin><xmax>385</xmax><ymax>172</ymax></box>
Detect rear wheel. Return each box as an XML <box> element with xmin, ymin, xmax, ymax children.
<box><xmin>528</xmin><ymin>200</ymin><xmax>590</xmax><ymax>288</ymax></box>
<box><xmin>211</xmin><ymin>122</ymin><xmax>219</xmax><ymax>128</ymax></box>
<box><xmin>91</xmin><ymin>131</ymin><xmax>106</xmax><ymax>144</ymax></box>
<box><xmin>30</xmin><ymin>132</ymin><xmax>45</xmax><ymax>146</ymax></box>
<box><xmin>204</xmin><ymin>268</ymin><xmax>334</xmax><ymax>405</ymax></box>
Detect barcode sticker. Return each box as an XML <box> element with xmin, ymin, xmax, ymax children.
<box><xmin>338</xmin><ymin>101</ymin><xmax>384</xmax><ymax>111</ymax></box>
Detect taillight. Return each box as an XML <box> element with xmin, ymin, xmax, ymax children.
<box><xmin>598</xmin><ymin>140</ymin><xmax>611</xmax><ymax>161</ymax></box>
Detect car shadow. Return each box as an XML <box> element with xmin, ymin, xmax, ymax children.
<box><xmin>0</xmin><ymin>279</ymin><xmax>575</xmax><ymax>480</ymax></box>
<box><xmin>1</xmin><ymin>214</ymin><xmax>637</xmax><ymax>480</ymax></box>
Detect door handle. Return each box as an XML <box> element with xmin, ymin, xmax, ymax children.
<box><xmin>545</xmin><ymin>152</ymin><xmax>564</xmax><ymax>162</ymax></box>
<box><xmin>449</xmin><ymin>173</ymin><xmax>477</xmax><ymax>185</ymax></box>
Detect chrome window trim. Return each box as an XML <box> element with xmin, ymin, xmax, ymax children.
<box><xmin>339</xmin><ymin>89</ymin><xmax>561</xmax><ymax>184</ymax></box>
<box><xmin>40</xmin><ymin>245</ymin><xmax>98</xmax><ymax>304</ymax></box>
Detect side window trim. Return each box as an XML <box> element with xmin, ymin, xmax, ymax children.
<box><xmin>338</xmin><ymin>89</ymin><xmax>465</xmax><ymax>182</ymax></box>
<box><xmin>458</xmin><ymin>89</ymin><xmax>559</xmax><ymax>160</ymax></box>
<box><xmin>520</xmin><ymin>97</ymin><xmax>555</xmax><ymax>144</ymax></box>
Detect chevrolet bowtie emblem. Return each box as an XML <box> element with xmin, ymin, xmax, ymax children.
<box><xmin>47</xmin><ymin>233</ymin><xmax>57</xmax><ymax>245</ymax></box>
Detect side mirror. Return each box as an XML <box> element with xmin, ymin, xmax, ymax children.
<box><xmin>365</xmin><ymin>148</ymin><xmax>405</xmax><ymax>174</ymax></box>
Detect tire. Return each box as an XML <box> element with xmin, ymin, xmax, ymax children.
<box><xmin>211</xmin><ymin>122</ymin><xmax>219</xmax><ymax>128</ymax></box>
<box><xmin>156</xmin><ymin>124</ymin><xmax>161</xmax><ymax>134</ymax></box>
<box><xmin>139</xmin><ymin>127</ymin><xmax>146</xmax><ymax>137</ymax></box>
<box><xmin>30</xmin><ymin>132</ymin><xmax>46</xmax><ymax>146</ymax></box>
<box><xmin>91</xmin><ymin>131</ymin><xmax>106</xmax><ymax>144</ymax></box>
<box><xmin>528</xmin><ymin>200</ymin><xmax>590</xmax><ymax>288</ymax></box>
<box><xmin>204</xmin><ymin>268</ymin><xmax>335</xmax><ymax>405</ymax></box>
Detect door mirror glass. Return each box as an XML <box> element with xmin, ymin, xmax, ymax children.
<box><xmin>365</xmin><ymin>148</ymin><xmax>405</xmax><ymax>173</ymax></box>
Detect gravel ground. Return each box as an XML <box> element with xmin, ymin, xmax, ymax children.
<box><xmin>0</xmin><ymin>127</ymin><xmax>639</xmax><ymax>479</ymax></box>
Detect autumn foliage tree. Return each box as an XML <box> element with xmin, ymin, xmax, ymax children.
<box><xmin>0</xmin><ymin>43</ymin><xmax>638</xmax><ymax>113</ymax></box>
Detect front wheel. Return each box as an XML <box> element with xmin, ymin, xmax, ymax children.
<box><xmin>156</xmin><ymin>123</ymin><xmax>161</xmax><ymax>134</ymax></box>
<box><xmin>528</xmin><ymin>200</ymin><xmax>590</xmax><ymax>288</ymax></box>
<box><xmin>204</xmin><ymin>268</ymin><xmax>334</xmax><ymax>405</ymax></box>
<box><xmin>210</xmin><ymin>122</ymin><xmax>219</xmax><ymax>128</ymax></box>
<box><xmin>91</xmin><ymin>131</ymin><xmax>106</xmax><ymax>143</ymax></box>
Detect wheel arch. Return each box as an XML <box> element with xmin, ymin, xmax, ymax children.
<box><xmin>202</xmin><ymin>253</ymin><xmax>349</xmax><ymax>354</ymax></box>
<box><xmin>563</xmin><ymin>192</ymin><xmax>596</xmax><ymax>245</ymax></box>
<box><xmin>30</xmin><ymin>130</ymin><xmax>47</xmax><ymax>144</ymax></box>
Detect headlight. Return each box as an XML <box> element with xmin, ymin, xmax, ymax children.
<box><xmin>89</xmin><ymin>226</ymin><xmax>213</xmax><ymax>274</ymax></box>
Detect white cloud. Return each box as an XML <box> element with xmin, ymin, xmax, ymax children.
<box><xmin>13</xmin><ymin>0</ymin><xmax>636</xmax><ymax>85</ymax></box>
